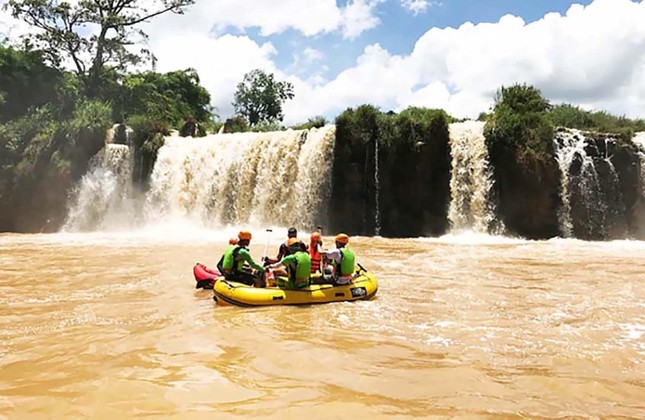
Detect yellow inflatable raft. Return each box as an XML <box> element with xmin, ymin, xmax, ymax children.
<box><xmin>213</xmin><ymin>268</ymin><xmax>378</xmax><ymax>307</ymax></box>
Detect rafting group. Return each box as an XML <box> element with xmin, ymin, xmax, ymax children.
<box><xmin>194</xmin><ymin>227</ymin><xmax>378</xmax><ymax>306</ymax></box>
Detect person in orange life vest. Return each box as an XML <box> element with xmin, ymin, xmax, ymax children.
<box><xmin>309</xmin><ymin>232</ymin><xmax>323</xmax><ymax>274</ymax></box>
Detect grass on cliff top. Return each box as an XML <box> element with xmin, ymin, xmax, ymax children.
<box><xmin>335</xmin><ymin>105</ymin><xmax>452</xmax><ymax>147</ymax></box>
<box><xmin>550</xmin><ymin>104</ymin><xmax>645</xmax><ymax>141</ymax></box>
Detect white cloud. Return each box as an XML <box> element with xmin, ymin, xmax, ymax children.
<box><xmin>142</xmin><ymin>0</ymin><xmax>382</xmax><ymax>39</ymax></box>
<box><xmin>284</xmin><ymin>0</ymin><xmax>645</xmax><ymax>122</ymax></box>
<box><xmin>400</xmin><ymin>0</ymin><xmax>439</xmax><ymax>16</ymax></box>
<box><xmin>151</xmin><ymin>33</ymin><xmax>277</xmax><ymax>118</ymax></box>
<box><xmin>341</xmin><ymin>0</ymin><xmax>384</xmax><ymax>39</ymax></box>
<box><xmin>0</xmin><ymin>1</ymin><xmax>34</xmax><ymax>40</ymax></box>
<box><xmin>303</xmin><ymin>47</ymin><xmax>324</xmax><ymax>64</ymax></box>
<box><xmin>4</xmin><ymin>0</ymin><xmax>645</xmax><ymax>124</ymax></box>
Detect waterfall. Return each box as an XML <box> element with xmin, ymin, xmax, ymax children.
<box><xmin>63</xmin><ymin>125</ymin><xmax>136</xmax><ymax>231</ymax></box>
<box><xmin>554</xmin><ymin>129</ymin><xmax>626</xmax><ymax>239</ymax></box>
<box><xmin>447</xmin><ymin>121</ymin><xmax>500</xmax><ymax>233</ymax></box>
<box><xmin>374</xmin><ymin>137</ymin><xmax>381</xmax><ymax>236</ymax></box>
<box><xmin>555</xmin><ymin>130</ymin><xmax>603</xmax><ymax>237</ymax></box>
<box><xmin>144</xmin><ymin>126</ymin><xmax>336</xmax><ymax>229</ymax></box>
<box><xmin>635</xmin><ymin>132</ymin><xmax>645</xmax><ymax>197</ymax></box>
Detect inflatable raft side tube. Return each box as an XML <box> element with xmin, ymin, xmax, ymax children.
<box><xmin>213</xmin><ymin>289</ymin><xmax>255</xmax><ymax>307</ymax></box>
<box><xmin>214</xmin><ymin>277</ymin><xmax>378</xmax><ymax>307</ymax></box>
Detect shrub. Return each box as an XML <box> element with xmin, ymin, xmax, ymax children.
<box><xmin>70</xmin><ymin>100</ymin><xmax>112</xmax><ymax>134</ymax></box>
<box><xmin>484</xmin><ymin>84</ymin><xmax>555</xmax><ymax>164</ymax></box>
<box><xmin>291</xmin><ymin>116</ymin><xmax>327</xmax><ymax>130</ymax></box>
<box><xmin>223</xmin><ymin>115</ymin><xmax>250</xmax><ymax>133</ymax></box>
<box><xmin>549</xmin><ymin>104</ymin><xmax>645</xmax><ymax>140</ymax></box>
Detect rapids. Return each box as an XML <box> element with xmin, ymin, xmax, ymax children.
<box><xmin>0</xmin><ymin>232</ymin><xmax>643</xmax><ymax>417</ymax></box>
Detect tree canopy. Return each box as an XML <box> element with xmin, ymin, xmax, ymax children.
<box><xmin>8</xmin><ymin>0</ymin><xmax>194</xmax><ymax>95</ymax></box>
<box><xmin>0</xmin><ymin>45</ymin><xmax>63</xmax><ymax>121</ymax></box>
<box><xmin>232</xmin><ymin>69</ymin><xmax>294</xmax><ymax>126</ymax></box>
<box><xmin>484</xmin><ymin>84</ymin><xmax>555</xmax><ymax>163</ymax></box>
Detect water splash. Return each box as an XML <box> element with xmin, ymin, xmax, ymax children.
<box><xmin>448</xmin><ymin>121</ymin><xmax>500</xmax><ymax>233</ymax></box>
<box><xmin>145</xmin><ymin>127</ymin><xmax>335</xmax><ymax>229</ymax></box>
<box><xmin>64</xmin><ymin>125</ymin><xmax>136</xmax><ymax>231</ymax></box>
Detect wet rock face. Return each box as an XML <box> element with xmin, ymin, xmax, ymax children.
<box><xmin>555</xmin><ymin>130</ymin><xmax>642</xmax><ymax>240</ymax></box>
<box><xmin>330</xmin><ymin>111</ymin><xmax>451</xmax><ymax>237</ymax></box>
<box><xmin>378</xmin><ymin>127</ymin><xmax>451</xmax><ymax>237</ymax></box>
<box><xmin>488</xmin><ymin>143</ymin><xmax>561</xmax><ymax>239</ymax></box>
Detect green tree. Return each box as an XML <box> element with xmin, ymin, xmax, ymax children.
<box><xmin>484</xmin><ymin>84</ymin><xmax>554</xmax><ymax>162</ymax></box>
<box><xmin>8</xmin><ymin>0</ymin><xmax>195</xmax><ymax>96</ymax></box>
<box><xmin>116</xmin><ymin>69</ymin><xmax>212</xmax><ymax>124</ymax></box>
<box><xmin>0</xmin><ymin>45</ymin><xmax>64</xmax><ymax>121</ymax></box>
<box><xmin>232</xmin><ymin>69</ymin><xmax>294</xmax><ymax>126</ymax></box>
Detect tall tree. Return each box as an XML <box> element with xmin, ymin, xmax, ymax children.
<box><xmin>8</xmin><ymin>0</ymin><xmax>194</xmax><ymax>96</ymax></box>
<box><xmin>233</xmin><ymin>69</ymin><xmax>295</xmax><ymax>126</ymax></box>
<box><xmin>0</xmin><ymin>44</ymin><xmax>63</xmax><ymax>121</ymax></box>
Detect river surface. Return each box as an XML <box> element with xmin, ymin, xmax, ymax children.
<box><xmin>0</xmin><ymin>231</ymin><xmax>643</xmax><ymax>418</ymax></box>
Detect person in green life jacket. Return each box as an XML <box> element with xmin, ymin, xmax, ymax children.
<box><xmin>322</xmin><ymin>233</ymin><xmax>356</xmax><ymax>285</ymax></box>
<box><xmin>217</xmin><ymin>230</ymin><xmax>266</xmax><ymax>288</ymax></box>
<box><xmin>267</xmin><ymin>238</ymin><xmax>311</xmax><ymax>289</ymax></box>
<box><xmin>216</xmin><ymin>237</ymin><xmax>238</xmax><ymax>273</ymax></box>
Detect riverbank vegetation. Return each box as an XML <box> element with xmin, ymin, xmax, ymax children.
<box><xmin>0</xmin><ymin>42</ymin><xmax>214</xmax><ymax>231</ymax></box>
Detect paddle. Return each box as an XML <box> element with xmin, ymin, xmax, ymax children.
<box><xmin>263</xmin><ymin>228</ymin><xmax>274</xmax><ymax>286</ymax></box>
<box><xmin>262</xmin><ymin>228</ymin><xmax>273</xmax><ymax>268</ymax></box>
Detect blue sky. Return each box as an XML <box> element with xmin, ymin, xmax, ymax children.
<box><xmin>264</xmin><ymin>0</ymin><xmax>596</xmax><ymax>81</ymax></box>
<box><xmin>2</xmin><ymin>0</ymin><xmax>643</xmax><ymax>122</ymax></box>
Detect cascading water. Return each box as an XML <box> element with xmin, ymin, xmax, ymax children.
<box><xmin>374</xmin><ymin>137</ymin><xmax>381</xmax><ymax>236</ymax></box>
<box><xmin>555</xmin><ymin>130</ymin><xmax>603</xmax><ymax>237</ymax></box>
<box><xmin>635</xmin><ymin>132</ymin><xmax>645</xmax><ymax>197</ymax></box>
<box><xmin>447</xmin><ymin>121</ymin><xmax>500</xmax><ymax>233</ymax></box>
<box><xmin>144</xmin><ymin>126</ymin><xmax>336</xmax><ymax>229</ymax></box>
<box><xmin>554</xmin><ymin>129</ymin><xmax>626</xmax><ymax>239</ymax></box>
<box><xmin>63</xmin><ymin>125</ymin><xmax>136</xmax><ymax>231</ymax></box>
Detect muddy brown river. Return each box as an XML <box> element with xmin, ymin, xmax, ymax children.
<box><xmin>0</xmin><ymin>232</ymin><xmax>643</xmax><ymax>417</ymax></box>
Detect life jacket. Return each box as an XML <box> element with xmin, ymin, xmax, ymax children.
<box><xmin>309</xmin><ymin>243</ymin><xmax>321</xmax><ymax>273</ymax></box>
<box><xmin>286</xmin><ymin>251</ymin><xmax>312</xmax><ymax>286</ymax></box>
<box><xmin>338</xmin><ymin>247</ymin><xmax>355</xmax><ymax>277</ymax></box>
<box><xmin>220</xmin><ymin>245</ymin><xmax>243</xmax><ymax>274</ymax></box>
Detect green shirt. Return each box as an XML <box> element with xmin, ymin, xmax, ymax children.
<box><xmin>223</xmin><ymin>246</ymin><xmax>265</xmax><ymax>273</ymax></box>
<box><xmin>281</xmin><ymin>251</ymin><xmax>311</xmax><ymax>279</ymax></box>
